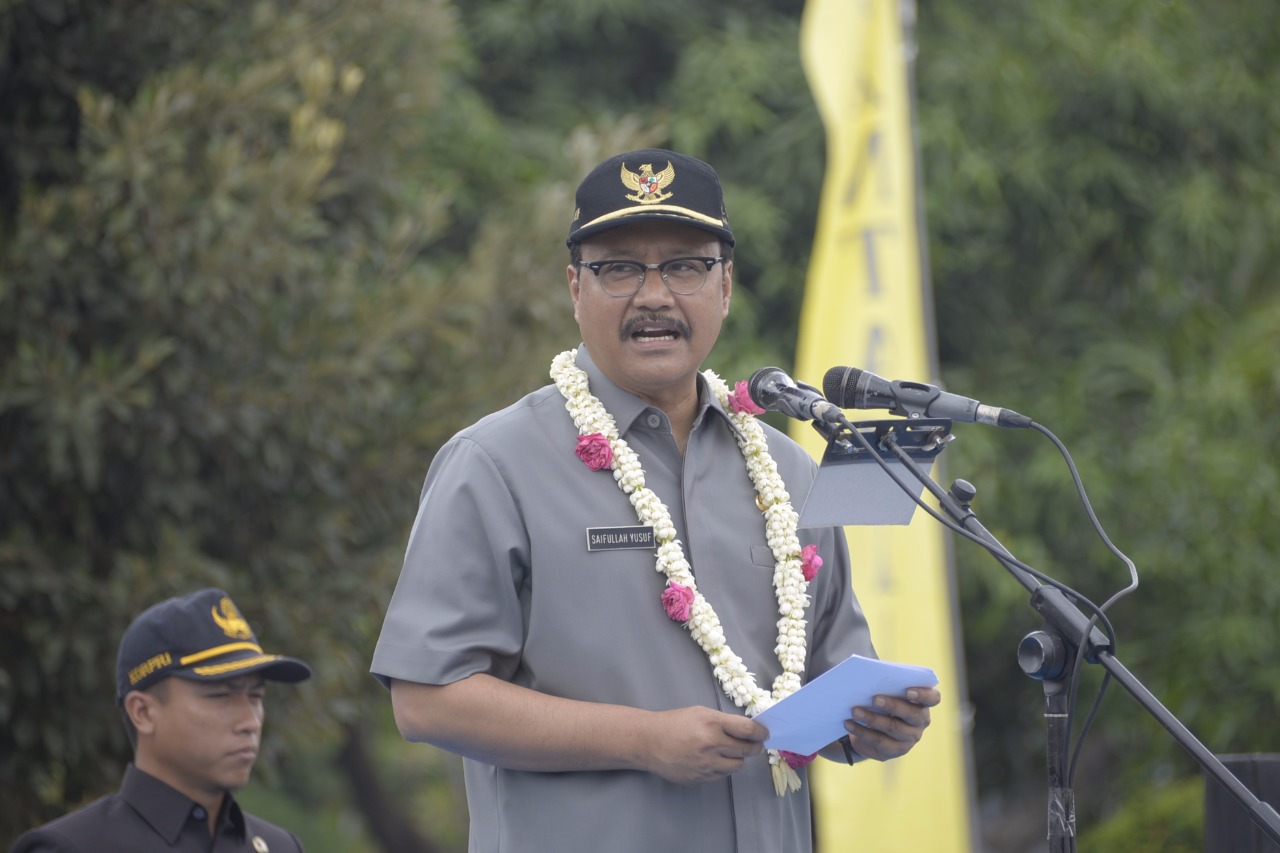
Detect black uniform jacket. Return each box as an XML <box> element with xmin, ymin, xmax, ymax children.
<box><xmin>10</xmin><ymin>764</ymin><xmax>304</xmax><ymax>853</ymax></box>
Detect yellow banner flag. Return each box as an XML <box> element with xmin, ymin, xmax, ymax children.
<box><xmin>794</xmin><ymin>1</ymin><xmax>977</xmax><ymax>850</ymax></box>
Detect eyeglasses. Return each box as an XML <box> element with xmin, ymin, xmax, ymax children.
<box><xmin>577</xmin><ymin>256</ymin><xmax>725</xmax><ymax>298</ymax></box>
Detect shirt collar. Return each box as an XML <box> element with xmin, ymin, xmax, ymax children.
<box><xmin>119</xmin><ymin>763</ymin><xmax>246</xmax><ymax>845</ymax></box>
<box><xmin>574</xmin><ymin>345</ymin><xmax>736</xmax><ymax>436</ymax></box>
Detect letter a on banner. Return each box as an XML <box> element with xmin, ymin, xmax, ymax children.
<box><xmin>793</xmin><ymin>1</ymin><xmax>977</xmax><ymax>850</ymax></box>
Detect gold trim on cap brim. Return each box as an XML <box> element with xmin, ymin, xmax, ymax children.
<box><xmin>180</xmin><ymin>642</ymin><xmax>264</xmax><ymax>666</ymax></box>
<box><xmin>191</xmin><ymin>654</ymin><xmax>286</xmax><ymax>677</ymax></box>
<box><xmin>577</xmin><ymin>205</ymin><xmax>727</xmax><ymax>233</ymax></box>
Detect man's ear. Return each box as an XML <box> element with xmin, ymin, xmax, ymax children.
<box><xmin>720</xmin><ymin>259</ymin><xmax>733</xmax><ymax>318</ymax></box>
<box><xmin>567</xmin><ymin>263</ymin><xmax>583</xmax><ymax>321</ymax></box>
<box><xmin>124</xmin><ymin>690</ymin><xmax>158</xmax><ymax>737</ymax></box>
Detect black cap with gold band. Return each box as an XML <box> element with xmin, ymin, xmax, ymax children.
<box><xmin>566</xmin><ymin>148</ymin><xmax>735</xmax><ymax>248</ymax></box>
<box><xmin>116</xmin><ymin>588</ymin><xmax>311</xmax><ymax>702</ymax></box>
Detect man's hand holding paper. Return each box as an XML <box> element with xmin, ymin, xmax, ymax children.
<box><xmin>843</xmin><ymin>684</ymin><xmax>941</xmax><ymax>762</ymax></box>
<box><xmin>754</xmin><ymin>653</ymin><xmax>941</xmax><ymax>760</ymax></box>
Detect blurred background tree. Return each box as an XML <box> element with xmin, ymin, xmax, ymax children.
<box><xmin>918</xmin><ymin>2</ymin><xmax>1280</xmax><ymax>849</ymax></box>
<box><xmin>3</xmin><ymin>0</ymin><xmax>1277</xmax><ymax>850</ymax></box>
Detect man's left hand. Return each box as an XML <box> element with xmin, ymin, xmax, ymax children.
<box><xmin>843</xmin><ymin>686</ymin><xmax>941</xmax><ymax>762</ymax></box>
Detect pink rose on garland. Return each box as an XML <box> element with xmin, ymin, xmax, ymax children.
<box><xmin>779</xmin><ymin>750</ymin><xmax>817</xmax><ymax>770</ymax></box>
<box><xmin>727</xmin><ymin>380</ymin><xmax>766</xmax><ymax>415</ymax></box>
<box><xmin>800</xmin><ymin>544</ymin><xmax>823</xmax><ymax>582</ymax></box>
<box><xmin>661</xmin><ymin>582</ymin><xmax>696</xmax><ymax>622</ymax></box>
<box><xmin>575</xmin><ymin>433</ymin><xmax>613</xmax><ymax>471</ymax></box>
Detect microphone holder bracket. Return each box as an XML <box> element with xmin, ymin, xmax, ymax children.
<box><xmin>798</xmin><ymin>419</ymin><xmax>953</xmax><ymax>529</ymax></box>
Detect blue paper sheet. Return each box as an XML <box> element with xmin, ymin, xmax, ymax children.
<box><xmin>755</xmin><ymin>653</ymin><xmax>939</xmax><ymax>755</ymax></box>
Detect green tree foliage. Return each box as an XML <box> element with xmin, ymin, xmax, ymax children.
<box><xmin>917</xmin><ymin>0</ymin><xmax>1280</xmax><ymax>843</ymax></box>
<box><xmin>0</xmin><ymin>0</ymin><xmax>543</xmax><ymax>840</ymax></box>
<box><xmin>1077</xmin><ymin>776</ymin><xmax>1203</xmax><ymax>853</ymax></box>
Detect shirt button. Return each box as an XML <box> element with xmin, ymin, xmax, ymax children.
<box><xmin>192</xmin><ymin>806</ymin><xmax>207</xmax><ymax>820</ymax></box>
<box><xmin>646</xmin><ymin>413</ymin><xmax>661</xmax><ymax>428</ymax></box>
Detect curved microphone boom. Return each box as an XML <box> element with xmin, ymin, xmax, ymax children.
<box><xmin>747</xmin><ymin>367</ymin><xmax>845</xmax><ymax>425</ymax></box>
<box><xmin>822</xmin><ymin>365</ymin><xmax>1033</xmax><ymax>428</ymax></box>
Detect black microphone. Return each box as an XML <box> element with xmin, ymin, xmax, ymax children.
<box><xmin>822</xmin><ymin>365</ymin><xmax>1033</xmax><ymax>428</ymax></box>
<box><xmin>747</xmin><ymin>367</ymin><xmax>844</xmax><ymax>425</ymax></box>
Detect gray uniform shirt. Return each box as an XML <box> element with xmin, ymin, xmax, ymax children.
<box><xmin>372</xmin><ymin>346</ymin><xmax>875</xmax><ymax>853</ymax></box>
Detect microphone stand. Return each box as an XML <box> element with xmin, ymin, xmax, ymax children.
<box><xmin>830</xmin><ymin>418</ymin><xmax>1280</xmax><ymax>851</ymax></box>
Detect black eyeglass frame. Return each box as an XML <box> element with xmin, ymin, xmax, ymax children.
<box><xmin>576</xmin><ymin>256</ymin><xmax>726</xmax><ymax>297</ymax></box>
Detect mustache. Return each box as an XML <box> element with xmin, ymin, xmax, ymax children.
<box><xmin>620</xmin><ymin>313</ymin><xmax>692</xmax><ymax>341</ymax></box>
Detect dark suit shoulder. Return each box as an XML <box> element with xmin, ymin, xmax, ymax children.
<box><xmin>11</xmin><ymin>800</ymin><xmax>305</xmax><ymax>853</ymax></box>
<box><xmin>243</xmin><ymin>812</ymin><xmax>306</xmax><ymax>853</ymax></box>
<box><xmin>9</xmin><ymin>794</ymin><xmax>127</xmax><ymax>853</ymax></box>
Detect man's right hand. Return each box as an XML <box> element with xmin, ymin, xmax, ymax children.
<box><xmin>640</xmin><ymin>705</ymin><xmax>768</xmax><ymax>784</ymax></box>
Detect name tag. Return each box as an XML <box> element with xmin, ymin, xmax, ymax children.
<box><xmin>586</xmin><ymin>525</ymin><xmax>656</xmax><ymax>551</ymax></box>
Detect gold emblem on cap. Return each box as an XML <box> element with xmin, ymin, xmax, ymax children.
<box><xmin>211</xmin><ymin>597</ymin><xmax>253</xmax><ymax>640</ymax></box>
<box><xmin>620</xmin><ymin>161</ymin><xmax>675</xmax><ymax>204</ymax></box>
<box><xmin>253</xmin><ymin>837</ymin><xmax>269</xmax><ymax>852</ymax></box>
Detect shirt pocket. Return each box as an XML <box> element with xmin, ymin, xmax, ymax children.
<box><xmin>749</xmin><ymin>544</ymin><xmax>776</xmax><ymax>568</ymax></box>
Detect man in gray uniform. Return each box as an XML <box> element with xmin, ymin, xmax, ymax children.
<box><xmin>371</xmin><ymin>149</ymin><xmax>941</xmax><ymax>852</ymax></box>
<box><xmin>12</xmin><ymin>588</ymin><xmax>311</xmax><ymax>853</ymax></box>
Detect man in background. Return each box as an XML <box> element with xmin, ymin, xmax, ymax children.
<box><xmin>12</xmin><ymin>588</ymin><xmax>312</xmax><ymax>852</ymax></box>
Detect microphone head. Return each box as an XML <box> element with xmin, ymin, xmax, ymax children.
<box><xmin>747</xmin><ymin>366</ymin><xmax>791</xmax><ymax>407</ymax></box>
<box><xmin>822</xmin><ymin>365</ymin><xmax>863</xmax><ymax>408</ymax></box>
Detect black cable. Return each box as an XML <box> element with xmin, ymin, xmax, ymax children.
<box><xmin>1026</xmin><ymin>423</ymin><xmax>1139</xmax><ymax>786</ymax></box>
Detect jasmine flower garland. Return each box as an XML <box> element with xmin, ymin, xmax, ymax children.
<box><xmin>550</xmin><ymin>349</ymin><xmax>820</xmax><ymax>796</ymax></box>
